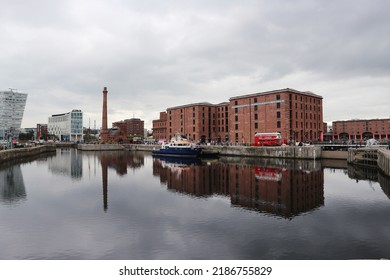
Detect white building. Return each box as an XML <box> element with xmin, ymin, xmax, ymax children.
<box><xmin>0</xmin><ymin>90</ymin><xmax>28</xmax><ymax>141</ymax></box>
<box><xmin>48</xmin><ymin>109</ymin><xmax>83</xmax><ymax>141</ymax></box>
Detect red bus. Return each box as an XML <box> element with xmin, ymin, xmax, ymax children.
<box><xmin>253</xmin><ymin>132</ymin><xmax>282</xmax><ymax>146</ymax></box>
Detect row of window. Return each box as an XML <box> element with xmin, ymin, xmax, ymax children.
<box><xmin>233</xmin><ymin>110</ymin><xmax>321</xmax><ymax>121</ymax></box>
<box><xmin>233</xmin><ymin>120</ymin><xmax>321</xmax><ymax>131</ymax></box>
<box><xmin>50</xmin><ymin>116</ymin><xmax>70</xmax><ymax>123</ymax></box>
<box><xmin>333</xmin><ymin>134</ymin><xmax>389</xmax><ymax>140</ymax></box>
<box><xmin>336</xmin><ymin>126</ymin><xmax>388</xmax><ymax>131</ymax></box>
<box><xmin>234</xmin><ymin>122</ymin><xmax>282</xmax><ymax>130</ymax></box>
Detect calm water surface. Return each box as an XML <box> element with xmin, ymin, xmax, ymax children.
<box><xmin>0</xmin><ymin>148</ymin><xmax>389</xmax><ymax>260</ymax></box>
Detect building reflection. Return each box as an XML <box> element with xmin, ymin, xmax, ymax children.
<box><xmin>378</xmin><ymin>173</ymin><xmax>390</xmax><ymax>199</ymax></box>
<box><xmin>96</xmin><ymin>151</ymin><xmax>145</xmax><ymax>211</ymax></box>
<box><xmin>97</xmin><ymin>151</ymin><xmax>144</xmax><ymax>176</ymax></box>
<box><xmin>347</xmin><ymin>164</ymin><xmax>390</xmax><ymax>199</ymax></box>
<box><xmin>0</xmin><ymin>165</ymin><xmax>26</xmax><ymax>205</ymax></box>
<box><xmin>48</xmin><ymin>148</ymin><xmax>82</xmax><ymax>179</ymax></box>
<box><xmin>153</xmin><ymin>156</ymin><xmax>324</xmax><ymax>218</ymax></box>
<box><xmin>42</xmin><ymin>149</ymin><xmax>388</xmax><ymax>214</ymax></box>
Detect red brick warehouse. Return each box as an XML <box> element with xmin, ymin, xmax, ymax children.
<box><xmin>332</xmin><ymin>118</ymin><xmax>390</xmax><ymax>143</ymax></box>
<box><xmin>152</xmin><ymin>88</ymin><xmax>324</xmax><ymax>144</ymax></box>
<box><xmin>229</xmin><ymin>88</ymin><xmax>323</xmax><ymax>144</ymax></box>
<box><xmin>165</xmin><ymin>102</ymin><xmax>229</xmax><ymax>143</ymax></box>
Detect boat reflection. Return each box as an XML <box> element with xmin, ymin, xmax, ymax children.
<box><xmin>153</xmin><ymin>157</ymin><xmax>324</xmax><ymax>218</ymax></box>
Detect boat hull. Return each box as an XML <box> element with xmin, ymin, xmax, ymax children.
<box><xmin>152</xmin><ymin>147</ymin><xmax>203</xmax><ymax>157</ymax></box>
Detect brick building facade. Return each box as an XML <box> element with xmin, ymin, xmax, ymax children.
<box><xmin>164</xmin><ymin>102</ymin><xmax>229</xmax><ymax>143</ymax></box>
<box><xmin>36</xmin><ymin>123</ymin><xmax>48</xmax><ymax>140</ymax></box>
<box><xmin>152</xmin><ymin>88</ymin><xmax>323</xmax><ymax>144</ymax></box>
<box><xmin>111</xmin><ymin>118</ymin><xmax>144</xmax><ymax>142</ymax></box>
<box><xmin>230</xmin><ymin>88</ymin><xmax>323</xmax><ymax>144</ymax></box>
<box><xmin>332</xmin><ymin>118</ymin><xmax>389</xmax><ymax>143</ymax></box>
<box><xmin>152</xmin><ymin>112</ymin><xmax>167</xmax><ymax>141</ymax></box>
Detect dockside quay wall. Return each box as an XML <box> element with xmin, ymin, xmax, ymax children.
<box><xmin>78</xmin><ymin>144</ymin><xmax>322</xmax><ymax>159</ymax></box>
<box><xmin>378</xmin><ymin>149</ymin><xmax>390</xmax><ymax>177</ymax></box>
<box><xmin>204</xmin><ymin>145</ymin><xmax>322</xmax><ymax>159</ymax></box>
<box><xmin>77</xmin><ymin>144</ymin><xmax>159</xmax><ymax>151</ymax></box>
<box><xmin>77</xmin><ymin>144</ymin><xmax>125</xmax><ymax>151</ymax></box>
<box><xmin>0</xmin><ymin>145</ymin><xmax>56</xmax><ymax>162</ymax></box>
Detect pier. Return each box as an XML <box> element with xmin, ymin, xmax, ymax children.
<box><xmin>0</xmin><ymin>145</ymin><xmax>56</xmax><ymax>164</ymax></box>
<box><xmin>347</xmin><ymin>147</ymin><xmax>390</xmax><ymax>176</ymax></box>
<box><xmin>378</xmin><ymin>149</ymin><xmax>390</xmax><ymax>177</ymax></box>
<box><xmin>78</xmin><ymin>143</ymin><xmax>322</xmax><ymax>159</ymax></box>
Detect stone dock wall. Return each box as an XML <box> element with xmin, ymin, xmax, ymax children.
<box><xmin>347</xmin><ymin>147</ymin><xmax>390</xmax><ymax>177</ymax></box>
<box><xmin>78</xmin><ymin>144</ymin><xmax>322</xmax><ymax>159</ymax></box>
<box><xmin>0</xmin><ymin>145</ymin><xmax>56</xmax><ymax>162</ymax></box>
<box><xmin>378</xmin><ymin>149</ymin><xmax>390</xmax><ymax>177</ymax></box>
<box><xmin>195</xmin><ymin>145</ymin><xmax>322</xmax><ymax>159</ymax></box>
<box><xmin>77</xmin><ymin>144</ymin><xmax>125</xmax><ymax>151</ymax></box>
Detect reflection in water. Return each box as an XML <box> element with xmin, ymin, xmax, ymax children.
<box><xmin>0</xmin><ymin>165</ymin><xmax>26</xmax><ymax>205</ymax></box>
<box><xmin>44</xmin><ymin>149</ymin><xmax>329</xmax><ymax>216</ymax></box>
<box><xmin>378</xmin><ymin>173</ymin><xmax>390</xmax><ymax>199</ymax></box>
<box><xmin>153</xmin><ymin>156</ymin><xmax>324</xmax><ymax>218</ymax></box>
<box><xmin>4</xmin><ymin>149</ymin><xmax>389</xmax><ymax>215</ymax></box>
<box><xmin>48</xmin><ymin>149</ymin><xmax>82</xmax><ymax>180</ymax></box>
<box><xmin>348</xmin><ymin>164</ymin><xmax>390</xmax><ymax>199</ymax></box>
<box><xmin>1</xmin><ymin>150</ymin><xmax>390</xmax><ymax>259</ymax></box>
<box><xmin>96</xmin><ymin>151</ymin><xmax>144</xmax><ymax>176</ymax></box>
<box><xmin>88</xmin><ymin>151</ymin><xmax>145</xmax><ymax>211</ymax></box>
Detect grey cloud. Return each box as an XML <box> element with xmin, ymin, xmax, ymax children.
<box><xmin>0</xmin><ymin>0</ymin><xmax>389</xmax><ymax>128</ymax></box>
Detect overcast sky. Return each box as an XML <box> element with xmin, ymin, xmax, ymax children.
<box><xmin>1</xmin><ymin>0</ymin><xmax>389</xmax><ymax>130</ymax></box>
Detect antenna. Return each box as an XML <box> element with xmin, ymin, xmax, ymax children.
<box><xmin>9</xmin><ymin>88</ymin><xmax>17</xmax><ymax>92</ymax></box>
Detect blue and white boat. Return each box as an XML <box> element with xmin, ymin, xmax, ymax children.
<box><xmin>152</xmin><ymin>133</ymin><xmax>203</xmax><ymax>158</ymax></box>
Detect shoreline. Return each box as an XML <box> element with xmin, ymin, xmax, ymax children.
<box><xmin>0</xmin><ymin>145</ymin><xmax>56</xmax><ymax>165</ymax></box>
<box><xmin>77</xmin><ymin>143</ymin><xmax>390</xmax><ymax>177</ymax></box>
<box><xmin>79</xmin><ymin>143</ymin><xmax>327</xmax><ymax>160</ymax></box>
<box><xmin>2</xmin><ymin>144</ymin><xmax>389</xmax><ymax>177</ymax></box>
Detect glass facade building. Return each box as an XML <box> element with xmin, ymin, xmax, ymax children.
<box><xmin>48</xmin><ymin>109</ymin><xmax>83</xmax><ymax>141</ymax></box>
<box><xmin>0</xmin><ymin>90</ymin><xmax>28</xmax><ymax>141</ymax></box>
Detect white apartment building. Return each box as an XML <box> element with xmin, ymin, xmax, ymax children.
<box><xmin>48</xmin><ymin>109</ymin><xmax>83</xmax><ymax>141</ymax></box>
<box><xmin>0</xmin><ymin>90</ymin><xmax>28</xmax><ymax>141</ymax></box>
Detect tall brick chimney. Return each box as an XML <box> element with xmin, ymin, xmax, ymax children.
<box><xmin>100</xmin><ymin>86</ymin><xmax>108</xmax><ymax>142</ymax></box>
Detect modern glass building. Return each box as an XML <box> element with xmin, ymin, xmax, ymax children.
<box><xmin>48</xmin><ymin>109</ymin><xmax>83</xmax><ymax>141</ymax></box>
<box><xmin>0</xmin><ymin>90</ymin><xmax>28</xmax><ymax>141</ymax></box>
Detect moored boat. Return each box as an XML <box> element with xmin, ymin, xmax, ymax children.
<box><xmin>152</xmin><ymin>133</ymin><xmax>203</xmax><ymax>157</ymax></box>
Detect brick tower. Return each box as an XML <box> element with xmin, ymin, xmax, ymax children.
<box><xmin>100</xmin><ymin>86</ymin><xmax>109</xmax><ymax>142</ymax></box>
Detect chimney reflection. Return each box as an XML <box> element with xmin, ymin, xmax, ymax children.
<box><xmin>102</xmin><ymin>157</ymin><xmax>108</xmax><ymax>211</ymax></box>
<box><xmin>153</xmin><ymin>157</ymin><xmax>324</xmax><ymax>218</ymax></box>
<box><xmin>97</xmin><ymin>151</ymin><xmax>145</xmax><ymax>211</ymax></box>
